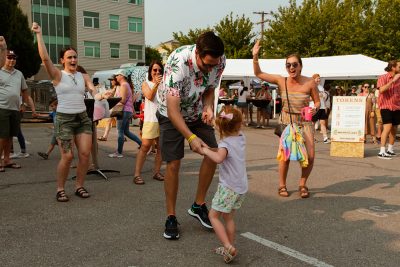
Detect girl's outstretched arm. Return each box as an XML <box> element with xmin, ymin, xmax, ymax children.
<box><xmin>203</xmin><ymin>147</ymin><xmax>227</xmax><ymax>164</ymax></box>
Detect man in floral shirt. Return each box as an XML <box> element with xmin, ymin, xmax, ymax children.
<box><xmin>156</xmin><ymin>31</ymin><xmax>226</xmax><ymax>240</ymax></box>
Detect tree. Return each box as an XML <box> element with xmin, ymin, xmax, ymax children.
<box><xmin>173</xmin><ymin>27</ymin><xmax>213</xmax><ymax>46</ymax></box>
<box><xmin>171</xmin><ymin>13</ymin><xmax>255</xmax><ymax>59</ymax></box>
<box><xmin>0</xmin><ymin>0</ymin><xmax>41</xmax><ymax>78</ymax></box>
<box><xmin>215</xmin><ymin>13</ymin><xmax>255</xmax><ymax>59</ymax></box>
<box><xmin>262</xmin><ymin>0</ymin><xmax>400</xmax><ymax>61</ymax></box>
<box><xmin>145</xmin><ymin>46</ymin><xmax>162</xmax><ymax>65</ymax></box>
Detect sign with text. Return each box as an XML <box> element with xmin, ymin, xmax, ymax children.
<box><xmin>331</xmin><ymin>96</ymin><xmax>366</xmax><ymax>142</ymax></box>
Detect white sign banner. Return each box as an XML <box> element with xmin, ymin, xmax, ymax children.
<box><xmin>331</xmin><ymin>96</ymin><xmax>366</xmax><ymax>142</ymax></box>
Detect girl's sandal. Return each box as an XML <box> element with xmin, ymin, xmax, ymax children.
<box><xmin>56</xmin><ymin>190</ymin><xmax>69</xmax><ymax>202</ymax></box>
<box><xmin>223</xmin><ymin>245</ymin><xmax>237</xmax><ymax>264</ymax></box>
<box><xmin>133</xmin><ymin>175</ymin><xmax>145</xmax><ymax>185</ymax></box>
<box><xmin>75</xmin><ymin>187</ymin><xmax>90</xmax><ymax>198</ymax></box>
<box><xmin>299</xmin><ymin>185</ymin><xmax>310</xmax><ymax>198</ymax></box>
<box><xmin>278</xmin><ymin>186</ymin><xmax>289</xmax><ymax>197</ymax></box>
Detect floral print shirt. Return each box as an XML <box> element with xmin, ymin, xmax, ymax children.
<box><xmin>157</xmin><ymin>44</ymin><xmax>226</xmax><ymax>122</ymax></box>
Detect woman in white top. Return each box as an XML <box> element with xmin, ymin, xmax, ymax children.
<box><xmin>133</xmin><ymin>61</ymin><xmax>164</xmax><ymax>185</ymax></box>
<box><xmin>236</xmin><ymin>81</ymin><xmax>250</xmax><ymax>126</ymax></box>
<box><xmin>32</xmin><ymin>22</ymin><xmax>112</xmax><ymax>202</ymax></box>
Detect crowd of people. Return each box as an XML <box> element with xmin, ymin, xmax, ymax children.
<box><xmin>1</xmin><ymin>22</ymin><xmax>399</xmax><ymax>264</ymax></box>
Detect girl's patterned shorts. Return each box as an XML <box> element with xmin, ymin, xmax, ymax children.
<box><xmin>211</xmin><ymin>184</ymin><xmax>245</xmax><ymax>213</ymax></box>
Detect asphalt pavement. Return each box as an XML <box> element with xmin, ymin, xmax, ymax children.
<box><xmin>1</xmin><ymin>120</ymin><xmax>400</xmax><ymax>267</ymax></box>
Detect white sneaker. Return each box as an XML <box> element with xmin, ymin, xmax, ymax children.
<box><xmin>17</xmin><ymin>152</ymin><xmax>30</xmax><ymax>158</ymax></box>
<box><xmin>9</xmin><ymin>153</ymin><xmax>19</xmax><ymax>159</ymax></box>
<box><xmin>323</xmin><ymin>138</ymin><xmax>331</xmax><ymax>144</ymax></box>
<box><xmin>108</xmin><ymin>152</ymin><xmax>123</xmax><ymax>158</ymax></box>
<box><xmin>386</xmin><ymin>151</ymin><xmax>396</xmax><ymax>157</ymax></box>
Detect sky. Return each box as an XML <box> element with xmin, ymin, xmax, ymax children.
<box><xmin>144</xmin><ymin>0</ymin><xmax>293</xmax><ymax>46</ymax></box>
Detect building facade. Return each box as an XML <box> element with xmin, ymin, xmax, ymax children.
<box><xmin>19</xmin><ymin>0</ymin><xmax>145</xmax><ymax>79</ymax></box>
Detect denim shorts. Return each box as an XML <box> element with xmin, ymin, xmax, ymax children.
<box><xmin>0</xmin><ymin>108</ymin><xmax>20</xmax><ymax>138</ymax></box>
<box><xmin>211</xmin><ymin>184</ymin><xmax>245</xmax><ymax>213</ymax></box>
<box><xmin>156</xmin><ymin>112</ymin><xmax>217</xmax><ymax>162</ymax></box>
<box><xmin>55</xmin><ymin>111</ymin><xmax>92</xmax><ymax>141</ymax></box>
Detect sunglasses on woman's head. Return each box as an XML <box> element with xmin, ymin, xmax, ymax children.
<box><xmin>285</xmin><ymin>62</ymin><xmax>299</xmax><ymax>69</ymax></box>
<box><xmin>6</xmin><ymin>56</ymin><xmax>16</xmax><ymax>60</ymax></box>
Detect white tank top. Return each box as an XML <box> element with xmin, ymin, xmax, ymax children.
<box><xmin>144</xmin><ymin>80</ymin><xmax>159</xmax><ymax>123</ymax></box>
<box><xmin>55</xmin><ymin>70</ymin><xmax>86</xmax><ymax>114</ymax></box>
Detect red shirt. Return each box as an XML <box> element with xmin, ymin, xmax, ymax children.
<box><xmin>377</xmin><ymin>72</ymin><xmax>400</xmax><ymax>111</ymax></box>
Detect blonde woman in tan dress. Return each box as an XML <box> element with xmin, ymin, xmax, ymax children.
<box><xmin>252</xmin><ymin>40</ymin><xmax>320</xmax><ymax>198</ymax></box>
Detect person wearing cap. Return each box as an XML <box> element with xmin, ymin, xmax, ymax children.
<box><xmin>0</xmin><ymin>41</ymin><xmax>32</xmax><ymax>172</ymax></box>
<box><xmin>108</xmin><ymin>69</ymin><xmax>142</xmax><ymax>158</ymax></box>
<box><xmin>98</xmin><ymin>75</ymin><xmax>118</xmax><ymax>141</ymax></box>
<box><xmin>156</xmin><ymin>31</ymin><xmax>226</xmax><ymax>240</ymax></box>
<box><xmin>376</xmin><ymin>60</ymin><xmax>400</xmax><ymax>159</ymax></box>
<box><xmin>348</xmin><ymin>86</ymin><xmax>358</xmax><ymax>96</ymax></box>
<box><xmin>32</xmin><ymin>22</ymin><xmax>113</xmax><ymax>202</ymax></box>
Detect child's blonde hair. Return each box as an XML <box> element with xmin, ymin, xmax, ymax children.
<box><xmin>215</xmin><ymin>106</ymin><xmax>243</xmax><ymax>138</ymax></box>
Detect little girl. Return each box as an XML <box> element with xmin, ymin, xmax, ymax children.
<box><xmin>202</xmin><ymin>106</ymin><xmax>248</xmax><ymax>264</ymax></box>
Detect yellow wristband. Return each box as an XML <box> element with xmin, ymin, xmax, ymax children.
<box><xmin>187</xmin><ymin>134</ymin><xmax>197</xmax><ymax>144</ymax></box>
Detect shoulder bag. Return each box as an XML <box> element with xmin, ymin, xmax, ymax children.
<box><xmin>274</xmin><ymin>78</ymin><xmax>293</xmax><ymax>137</ymax></box>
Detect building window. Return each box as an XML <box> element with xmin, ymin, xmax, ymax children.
<box><xmin>83</xmin><ymin>11</ymin><xmax>99</xmax><ymax>29</ymax></box>
<box><xmin>110</xmin><ymin>43</ymin><xmax>120</xmax><ymax>58</ymax></box>
<box><xmin>128</xmin><ymin>44</ymin><xmax>143</xmax><ymax>60</ymax></box>
<box><xmin>109</xmin><ymin>14</ymin><xmax>120</xmax><ymax>30</ymax></box>
<box><xmin>128</xmin><ymin>17</ymin><xmax>143</xmax><ymax>32</ymax></box>
<box><xmin>128</xmin><ymin>0</ymin><xmax>143</xmax><ymax>4</ymax></box>
<box><xmin>84</xmin><ymin>41</ymin><xmax>100</xmax><ymax>58</ymax></box>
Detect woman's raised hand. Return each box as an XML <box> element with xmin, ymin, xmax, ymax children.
<box><xmin>31</xmin><ymin>22</ymin><xmax>41</xmax><ymax>34</ymax></box>
<box><xmin>252</xmin><ymin>40</ymin><xmax>261</xmax><ymax>57</ymax></box>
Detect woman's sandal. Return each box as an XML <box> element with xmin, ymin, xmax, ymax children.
<box><xmin>299</xmin><ymin>185</ymin><xmax>310</xmax><ymax>198</ymax></box>
<box><xmin>223</xmin><ymin>245</ymin><xmax>237</xmax><ymax>264</ymax></box>
<box><xmin>56</xmin><ymin>190</ymin><xmax>69</xmax><ymax>202</ymax></box>
<box><xmin>133</xmin><ymin>175</ymin><xmax>145</xmax><ymax>185</ymax></box>
<box><xmin>97</xmin><ymin>136</ymin><xmax>107</xmax><ymax>141</ymax></box>
<box><xmin>75</xmin><ymin>187</ymin><xmax>90</xmax><ymax>198</ymax></box>
<box><xmin>152</xmin><ymin>173</ymin><xmax>164</xmax><ymax>181</ymax></box>
<box><xmin>278</xmin><ymin>186</ymin><xmax>289</xmax><ymax>197</ymax></box>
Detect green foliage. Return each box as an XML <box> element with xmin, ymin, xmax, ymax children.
<box><xmin>145</xmin><ymin>46</ymin><xmax>162</xmax><ymax>66</ymax></box>
<box><xmin>215</xmin><ymin>13</ymin><xmax>255</xmax><ymax>59</ymax></box>
<box><xmin>173</xmin><ymin>28</ymin><xmax>213</xmax><ymax>46</ymax></box>
<box><xmin>0</xmin><ymin>0</ymin><xmax>41</xmax><ymax>78</ymax></box>
<box><xmin>171</xmin><ymin>13</ymin><xmax>255</xmax><ymax>59</ymax></box>
<box><xmin>263</xmin><ymin>0</ymin><xmax>400</xmax><ymax>61</ymax></box>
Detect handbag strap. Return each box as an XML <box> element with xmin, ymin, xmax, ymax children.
<box><xmin>284</xmin><ymin>78</ymin><xmax>293</xmax><ymax>125</ymax></box>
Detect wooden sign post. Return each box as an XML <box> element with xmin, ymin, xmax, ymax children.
<box><xmin>330</xmin><ymin>96</ymin><xmax>366</xmax><ymax>158</ymax></box>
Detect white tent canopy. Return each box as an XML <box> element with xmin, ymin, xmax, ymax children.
<box><xmin>221</xmin><ymin>54</ymin><xmax>387</xmax><ymax>81</ymax></box>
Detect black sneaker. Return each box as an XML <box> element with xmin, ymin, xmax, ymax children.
<box><xmin>163</xmin><ymin>215</ymin><xmax>180</xmax><ymax>240</ymax></box>
<box><xmin>378</xmin><ymin>152</ymin><xmax>392</xmax><ymax>160</ymax></box>
<box><xmin>188</xmin><ymin>203</ymin><xmax>213</xmax><ymax>229</ymax></box>
<box><xmin>386</xmin><ymin>151</ymin><xmax>396</xmax><ymax>157</ymax></box>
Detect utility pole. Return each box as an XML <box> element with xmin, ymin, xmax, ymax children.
<box><xmin>253</xmin><ymin>11</ymin><xmax>269</xmax><ymax>56</ymax></box>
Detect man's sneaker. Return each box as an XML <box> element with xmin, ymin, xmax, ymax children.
<box><xmin>17</xmin><ymin>152</ymin><xmax>30</xmax><ymax>158</ymax></box>
<box><xmin>108</xmin><ymin>152</ymin><xmax>123</xmax><ymax>158</ymax></box>
<box><xmin>386</xmin><ymin>151</ymin><xmax>396</xmax><ymax>157</ymax></box>
<box><xmin>163</xmin><ymin>215</ymin><xmax>180</xmax><ymax>240</ymax></box>
<box><xmin>378</xmin><ymin>152</ymin><xmax>392</xmax><ymax>160</ymax></box>
<box><xmin>37</xmin><ymin>152</ymin><xmax>49</xmax><ymax>160</ymax></box>
<box><xmin>188</xmin><ymin>203</ymin><xmax>213</xmax><ymax>229</ymax></box>
<box><xmin>323</xmin><ymin>138</ymin><xmax>331</xmax><ymax>144</ymax></box>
